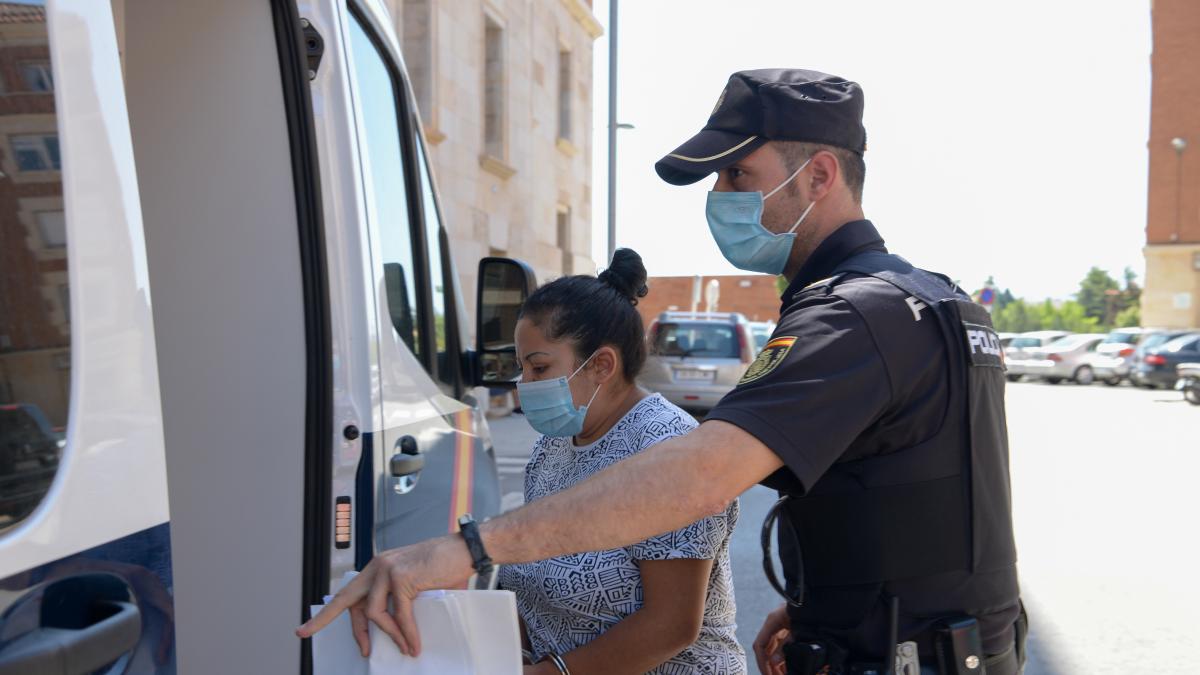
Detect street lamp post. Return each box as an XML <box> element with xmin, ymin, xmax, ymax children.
<box><xmin>606</xmin><ymin>0</ymin><xmax>618</xmax><ymax>264</ymax></box>
<box><xmin>1171</xmin><ymin>137</ymin><xmax>1187</xmax><ymax>242</ymax></box>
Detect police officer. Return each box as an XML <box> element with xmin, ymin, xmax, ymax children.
<box><xmin>300</xmin><ymin>69</ymin><xmax>1025</xmax><ymax>675</ymax></box>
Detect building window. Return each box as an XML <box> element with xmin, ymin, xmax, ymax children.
<box><xmin>557</xmin><ymin>48</ymin><xmax>571</xmax><ymax>141</ymax></box>
<box><xmin>35</xmin><ymin>211</ymin><xmax>65</xmax><ymax>248</ymax></box>
<box><xmin>11</xmin><ymin>134</ymin><xmax>60</xmax><ymax>172</ymax></box>
<box><xmin>557</xmin><ymin>206</ymin><xmax>572</xmax><ymax>275</ymax></box>
<box><xmin>483</xmin><ymin>14</ymin><xmax>505</xmax><ymax>159</ymax></box>
<box><xmin>19</xmin><ymin>62</ymin><xmax>53</xmax><ymax>92</ymax></box>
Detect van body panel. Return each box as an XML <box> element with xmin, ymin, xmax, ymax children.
<box><xmin>299</xmin><ymin>0</ymin><xmax>383</xmax><ymax>581</ymax></box>
<box><xmin>125</xmin><ymin>0</ymin><xmax>308</xmax><ymax>671</ymax></box>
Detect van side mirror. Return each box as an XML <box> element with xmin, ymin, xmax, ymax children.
<box><xmin>474</xmin><ymin>257</ymin><xmax>537</xmax><ymax>387</ymax></box>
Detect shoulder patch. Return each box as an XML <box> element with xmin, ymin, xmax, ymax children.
<box><xmin>962</xmin><ymin>321</ymin><xmax>1004</xmax><ymax>368</ymax></box>
<box><xmin>738</xmin><ymin>336</ymin><xmax>797</xmax><ymax>385</ymax></box>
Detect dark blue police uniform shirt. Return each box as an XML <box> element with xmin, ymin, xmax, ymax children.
<box><xmin>706</xmin><ymin>221</ymin><xmax>1021</xmax><ymax>657</ymax></box>
<box><xmin>706</xmin><ymin>220</ymin><xmax>949</xmax><ymax>495</ymax></box>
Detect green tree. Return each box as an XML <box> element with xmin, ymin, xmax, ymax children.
<box><xmin>993</xmin><ymin>299</ymin><xmax>1040</xmax><ymax>333</ymax></box>
<box><xmin>1075</xmin><ymin>267</ymin><xmax>1120</xmax><ymax>324</ymax></box>
<box><xmin>1114</xmin><ymin>304</ymin><xmax>1140</xmax><ymax>328</ymax></box>
<box><xmin>1036</xmin><ymin>300</ymin><xmax>1101</xmax><ymax>333</ymax></box>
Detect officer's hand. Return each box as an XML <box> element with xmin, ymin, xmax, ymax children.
<box><xmin>753</xmin><ymin>603</ymin><xmax>791</xmax><ymax>675</ymax></box>
<box><xmin>295</xmin><ymin>535</ymin><xmax>473</xmax><ymax>657</ymax></box>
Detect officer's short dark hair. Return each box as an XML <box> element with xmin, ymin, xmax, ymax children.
<box><xmin>774</xmin><ymin>140</ymin><xmax>866</xmax><ymax>204</ymax></box>
<box><xmin>519</xmin><ymin>248</ymin><xmax>649</xmax><ymax>381</ymax></box>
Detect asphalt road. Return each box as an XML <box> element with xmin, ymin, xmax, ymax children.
<box><xmin>487</xmin><ymin>380</ymin><xmax>1200</xmax><ymax>673</ymax></box>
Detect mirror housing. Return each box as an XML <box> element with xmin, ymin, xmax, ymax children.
<box><xmin>473</xmin><ymin>257</ymin><xmax>537</xmax><ymax>388</ymax></box>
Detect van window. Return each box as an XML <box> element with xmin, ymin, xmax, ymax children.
<box><xmin>652</xmin><ymin>322</ymin><xmax>739</xmax><ymax>358</ymax></box>
<box><xmin>413</xmin><ymin>136</ymin><xmax>454</xmax><ymax>391</ymax></box>
<box><xmin>0</xmin><ymin>2</ymin><xmax>65</xmax><ymax>530</ymax></box>
<box><xmin>348</xmin><ymin>13</ymin><xmax>423</xmax><ymax>363</ymax></box>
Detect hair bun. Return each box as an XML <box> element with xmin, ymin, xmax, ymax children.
<box><xmin>598</xmin><ymin>248</ymin><xmax>649</xmax><ymax>305</ymax></box>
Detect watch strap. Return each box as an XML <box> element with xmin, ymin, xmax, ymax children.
<box><xmin>457</xmin><ymin>514</ymin><xmax>494</xmax><ymax>577</ymax></box>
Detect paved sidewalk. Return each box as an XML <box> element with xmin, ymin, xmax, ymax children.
<box><xmin>486</xmin><ymin>412</ymin><xmax>539</xmax><ymax>512</ymax></box>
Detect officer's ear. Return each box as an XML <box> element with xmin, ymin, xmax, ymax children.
<box><xmin>589</xmin><ymin>346</ymin><xmax>621</xmax><ymax>386</ymax></box>
<box><xmin>806</xmin><ymin>149</ymin><xmax>841</xmax><ymax>201</ymax></box>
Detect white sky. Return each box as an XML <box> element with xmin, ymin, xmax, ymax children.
<box><xmin>588</xmin><ymin>0</ymin><xmax>1153</xmax><ymax>301</ymax></box>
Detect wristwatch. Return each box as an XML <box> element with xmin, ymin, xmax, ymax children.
<box><xmin>457</xmin><ymin>514</ymin><xmax>494</xmax><ymax>577</ymax></box>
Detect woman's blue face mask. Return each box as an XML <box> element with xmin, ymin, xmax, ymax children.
<box><xmin>705</xmin><ymin>158</ymin><xmax>816</xmax><ymax>275</ymax></box>
<box><xmin>516</xmin><ymin>353</ymin><xmax>601</xmax><ymax>438</ymax></box>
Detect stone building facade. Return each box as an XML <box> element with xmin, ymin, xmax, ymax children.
<box><xmin>386</xmin><ymin>0</ymin><xmax>602</xmax><ymax>322</ymax></box>
<box><xmin>636</xmin><ymin>275</ymin><xmax>782</xmax><ymax>326</ymax></box>
<box><xmin>1143</xmin><ymin>0</ymin><xmax>1200</xmax><ymax>328</ymax></box>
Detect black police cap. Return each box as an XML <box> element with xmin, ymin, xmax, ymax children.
<box><xmin>655</xmin><ymin>69</ymin><xmax>866</xmax><ymax>186</ymax></box>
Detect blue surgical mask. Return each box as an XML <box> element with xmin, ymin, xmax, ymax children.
<box><xmin>517</xmin><ymin>354</ymin><xmax>602</xmax><ymax>438</ymax></box>
<box><xmin>705</xmin><ymin>158</ymin><xmax>817</xmax><ymax>275</ymax></box>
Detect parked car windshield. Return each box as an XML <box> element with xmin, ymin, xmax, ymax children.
<box><xmin>750</xmin><ymin>325</ymin><xmax>771</xmax><ymax>351</ymax></box>
<box><xmin>1163</xmin><ymin>334</ymin><xmax>1200</xmax><ymax>353</ymax></box>
<box><xmin>0</xmin><ymin>408</ymin><xmax>43</xmax><ymax>441</ymax></box>
<box><xmin>1008</xmin><ymin>337</ymin><xmax>1042</xmax><ymax>349</ymax></box>
<box><xmin>652</xmin><ymin>322</ymin><xmax>739</xmax><ymax>358</ymax></box>
<box><xmin>1045</xmin><ymin>334</ymin><xmax>1099</xmax><ymax>350</ymax></box>
<box><xmin>1138</xmin><ymin>332</ymin><xmax>1184</xmax><ymax>353</ymax></box>
<box><xmin>1102</xmin><ymin>330</ymin><xmax>1140</xmax><ymax>344</ymax></box>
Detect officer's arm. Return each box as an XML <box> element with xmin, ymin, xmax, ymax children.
<box><xmin>298</xmin><ymin>419</ymin><xmax>781</xmax><ymax>655</ymax></box>
<box><xmin>486</xmin><ymin>418</ymin><xmax>778</xmax><ymax>562</ymax></box>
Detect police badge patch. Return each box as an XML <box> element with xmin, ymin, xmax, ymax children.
<box><xmin>739</xmin><ymin>336</ymin><xmax>797</xmax><ymax>385</ymax></box>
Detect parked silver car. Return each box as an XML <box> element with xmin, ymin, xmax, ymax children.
<box><xmin>1086</xmin><ymin>327</ymin><xmax>1147</xmax><ymax>385</ymax></box>
<box><xmin>640</xmin><ymin>312</ymin><xmax>756</xmax><ymax>412</ymax></box>
<box><xmin>749</xmin><ymin>321</ymin><xmax>776</xmax><ymax>353</ymax></box>
<box><xmin>1008</xmin><ymin>333</ymin><xmax>1107</xmax><ymax>384</ymax></box>
<box><xmin>1004</xmin><ymin>330</ymin><xmax>1071</xmax><ymax>382</ymax></box>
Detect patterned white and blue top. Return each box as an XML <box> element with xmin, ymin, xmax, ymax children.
<box><xmin>498</xmin><ymin>394</ymin><xmax>746</xmax><ymax>674</ymax></box>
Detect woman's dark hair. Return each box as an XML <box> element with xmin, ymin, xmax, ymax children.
<box><xmin>519</xmin><ymin>248</ymin><xmax>650</xmax><ymax>381</ymax></box>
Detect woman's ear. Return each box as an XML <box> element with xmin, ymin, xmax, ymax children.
<box><xmin>590</xmin><ymin>346</ymin><xmax>621</xmax><ymax>385</ymax></box>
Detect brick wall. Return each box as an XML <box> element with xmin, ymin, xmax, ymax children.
<box><xmin>1142</xmin><ymin>0</ymin><xmax>1200</xmax><ymax>328</ymax></box>
<box><xmin>637</xmin><ymin>275</ymin><xmax>782</xmax><ymax>325</ymax></box>
<box><xmin>1146</xmin><ymin>0</ymin><xmax>1200</xmax><ymax>245</ymax></box>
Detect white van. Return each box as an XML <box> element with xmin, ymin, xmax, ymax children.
<box><xmin>0</xmin><ymin>1</ymin><xmax>532</xmax><ymax>673</ymax></box>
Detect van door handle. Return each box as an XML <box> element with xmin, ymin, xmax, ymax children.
<box><xmin>390</xmin><ymin>453</ymin><xmax>425</xmax><ymax>477</ymax></box>
<box><xmin>390</xmin><ymin>436</ymin><xmax>423</xmax><ymax>477</ymax></box>
<box><xmin>0</xmin><ymin>600</ymin><xmax>141</xmax><ymax>675</ymax></box>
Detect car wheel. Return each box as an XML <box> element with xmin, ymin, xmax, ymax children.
<box><xmin>1005</xmin><ymin>374</ymin><xmax>1022</xmax><ymax>382</ymax></box>
<box><xmin>1045</xmin><ymin>377</ymin><xmax>1063</xmax><ymax>385</ymax></box>
<box><xmin>1102</xmin><ymin>376</ymin><xmax>1121</xmax><ymax>386</ymax></box>
<box><xmin>1185</xmin><ymin>386</ymin><xmax>1200</xmax><ymax>406</ymax></box>
<box><xmin>1073</xmin><ymin>366</ymin><xmax>1095</xmax><ymax>385</ymax></box>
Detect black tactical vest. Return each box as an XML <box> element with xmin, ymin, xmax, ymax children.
<box><xmin>772</xmin><ymin>251</ymin><xmax>1018</xmax><ymax>638</ymax></box>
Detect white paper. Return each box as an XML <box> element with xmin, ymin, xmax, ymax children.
<box><xmin>310</xmin><ymin>574</ymin><xmax>522</xmax><ymax>675</ymax></box>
